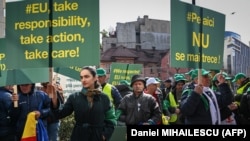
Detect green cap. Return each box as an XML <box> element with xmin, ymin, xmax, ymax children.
<box><xmin>120</xmin><ymin>80</ymin><xmax>130</xmax><ymax>86</ymax></box>
<box><xmin>210</xmin><ymin>69</ymin><xmax>220</xmax><ymax>73</ymax></box>
<box><xmin>191</xmin><ymin>69</ymin><xmax>210</xmax><ymax>80</ymax></box>
<box><xmin>212</xmin><ymin>72</ymin><xmax>231</xmax><ymax>81</ymax></box>
<box><xmin>96</xmin><ymin>68</ymin><xmax>106</xmax><ymax>76</ymax></box>
<box><xmin>155</xmin><ymin>77</ymin><xmax>161</xmax><ymax>82</ymax></box>
<box><xmin>232</xmin><ymin>73</ymin><xmax>246</xmax><ymax>82</ymax></box>
<box><xmin>185</xmin><ymin>69</ymin><xmax>194</xmax><ymax>76</ymax></box>
<box><xmin>174</xmin><ymin>74</ymin><xmax>187</xmax><ymax>82</ymax></box>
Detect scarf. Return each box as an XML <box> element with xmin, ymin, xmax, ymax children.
<box><xmin>81</xmin><ymin>87</ymin><xmax>102</xmax><ymax>107</ymax></box>
<box><xmin>203</xmin><ymin>87</ymin><xmax>221</xmax><ymax>125</ymax></box>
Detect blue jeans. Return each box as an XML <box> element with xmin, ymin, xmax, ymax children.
<box><xmin>47</xmin><ymin>121</ymin><xmax>60</xmax><ymax>141</ymax></box>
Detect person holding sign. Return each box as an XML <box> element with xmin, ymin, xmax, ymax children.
<box><xmin>180</xmin><ymin>69</ymin><xmax>221</xmax><ymax>125</ymax></box>
<box><xmin>10</xmin><ymin>83</ymin><xmax>51</xmax><ymax>141</ymax></box>
<box><xmin>51</xmin><ymin>66</ymin><xmax>116</xmax><ymax>141</ymax></box>
<box><xmin>40</xmin><ymin>82</ymin><xmax>65</xmax><ymax>141</ymax></box>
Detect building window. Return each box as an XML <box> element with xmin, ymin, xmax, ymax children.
<box><xmin>150</xmin><ymin>67</ymin><xmax>153</xmax><ymax>74</ymax></box>
<box><xmin>227</xmin><ymin>55</ymin><xmax>231</xmax><ymax>74</ymax></box>
<box><xmin>105</xmin><ymin>64</ymin><xmax>111</xmax><ymax>74</ymax></box>
<box><xmin>111</xmin><ymin>43</ymin><xmax>116</xmax><ymax>48</ymax></box>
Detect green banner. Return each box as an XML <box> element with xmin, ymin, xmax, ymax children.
<box><xmin>6</xmin><ymin>0</ymin><xmax>99</xmax><ymax>69</ymax></box>
<box><xmin>54</xmin><ymin>66</ymin><xmax>82</xmax><ymax>81</ymax></box>
<box><xmin>170</xmin><ymin>0</ymin><xmax>225</xmax><ymax>69</ymax></box>
<box><xmin>0</xmin><ymin>38</ymin><xmax>6</xmax><ymax>72</ymax></box>
<box><xmin>109</xmin><ymin>63</ymin><xmax>142</xmax><ymax>85</ymax></box>
<box><xmin>0</xmin><ymin>68</ymin><xmax>49</xmax><ymax>86</ymax></box>
<box><xmin>1</xmin><ymin>39</ymin><xmax>49</xmax><ymax>86</ymax></box>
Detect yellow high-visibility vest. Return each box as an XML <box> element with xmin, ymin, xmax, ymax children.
<box><xmin>236</xmin><ymin>82</ymin><xmax>250</xmax><ymax>105</ymax></box>
<box><xmin>103</xmin><ymin>83</ymin><xmax>114</xmax><ymax>107</ymax></box>
<box><xmin>168</xmin><ymin>92</ymin><xmax>178</xmax><ymax>123</ymax></box>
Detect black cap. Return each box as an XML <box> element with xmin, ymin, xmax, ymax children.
<box><xmin>130</xmin><ymin>74</ymin><xmax>145</xmax><ymax>87</ymax></box>
<box><xmin>164</xmin><ymin>79</ymin><xmax>172</xmax><ymax>83</ymax></box>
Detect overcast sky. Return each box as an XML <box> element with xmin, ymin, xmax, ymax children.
<box><xmin>100</xmin><ymin>0</ymin><xmax>250</xmax><ymax>45</ymax></box>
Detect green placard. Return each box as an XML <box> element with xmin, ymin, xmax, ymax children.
<box><xmin>0</xmin><ymin>68</ymin><xmax>49</xmax><ymax>86</ymax></box>
<box><xmin>54</xmin><ymin>66</ymin><xmax>82</xmax><ymax>81</ymax></box>
<box><xmin>109</xmin><ymin>63</ymin><xmax>142</xmax><ymax>85</ymax></box>
<box><xmin>0</xmin><ymin>38</ymin><xmax>6</xmax><ymax>72</ymax></box>
<box><xmin>6</xmin><ymin>0</ymin><xmax>99</xmax><ymax>69</ymax></box>
<box><xmin>170</xmin><ymin>0</ymin><xmax>225</xmax><ymax>69</ymax></box>
<box><xmin>1</xmin><ymin>38</ymin><xmax>50</xmax><ymax>86</ymax></box>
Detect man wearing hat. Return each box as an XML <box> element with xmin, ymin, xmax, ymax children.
<box><xmin>185</xmin><ymin>69</ymin><xmax>194</xmax><ymax>82</ymax></box>
<box><xmin>232</xmin><ymin>72</ymin><xmax>250</xmax><ymax>125</ymax></box>
<box><xmin>116</xmin><ymin>75</ymin><xmax>161</xmax><ymax>125</ymax></box>
<box><xmin>180</xmin><ymin>68</ymin><xmax>221</xmax><ymax>125</ymax></box>
<box><xmin>162</xmin><ymin>78</ymin><xmax>172</xmax><ymax>100</ymax></box>
<box><xmin>96</xmin><ymin>68</ymin><xmax>122</xmax><ymax>110</ymax></box>
<box><xmin>182</xmin><ymin>69</ymin><xmax>196</xmax><ymax>91</ymax></box>
<box><xmin>212</xmin><ymin>72</ymin><xmax>237</xmax><ymax>125</ymax></box>
<box><xmin>144</xmin><ymin>77</ymin><xmax>170</xmax><ymax>125</ymax></box>
<box><xmin>211</xmin><ymin>72</ymin><xmax>232</xmax><ymax>91</ymax></box>
<box><xmin>232</xmin><ymin>73</ymin><xmax>250</xmax><ymax>106</ymax></box>
<box><xmin>164</xmin><ymin>74</ymin><xmax>186</xmax><ymax>124</ymax></box>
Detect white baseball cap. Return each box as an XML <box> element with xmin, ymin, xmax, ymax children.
<box><xmin>146</xmin><ymin>77</ymin><xmax>159</xmax><ymax>86</ymax></box>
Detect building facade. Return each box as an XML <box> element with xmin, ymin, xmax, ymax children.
<box><xmin>101</xmin><ymin>17</ymin><xmax>250</xmax><ymax>81</ymax></box>
<box><xmin>223</xmin><ymin>31</ymin><xmax>250</xmax><ymax>76</ymax></box>
<box><xmin>101</xmin><ymin>15</ymin><xmax>188</xmax><ymax>81</ymax></box>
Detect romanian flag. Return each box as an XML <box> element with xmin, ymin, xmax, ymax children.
<box><xmin>21</xmin><ymin>112</ymin><xmax>37</xmax><ymax>141</ymax></box>
<box><xmin>21</xmin><ymin>112</ymin><xmax>49</xmax><ymax>141</ymax></box>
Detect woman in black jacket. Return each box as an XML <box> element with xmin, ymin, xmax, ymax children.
<box><xmin>52</xmin><ymin>66</ymin><xmax>116</xmax><ymax>141</ymax></box>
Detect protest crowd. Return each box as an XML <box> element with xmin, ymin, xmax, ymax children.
<box><xmin>1</xmin><ymin>66</ymin><xmax>250</xmax><ymax>141</ymax></box>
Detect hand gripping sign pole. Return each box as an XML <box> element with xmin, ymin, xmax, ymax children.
<box><xmin>13</xmin><ymin>85</ymin><xmax>18</xmax><ymax>107</ymax></box>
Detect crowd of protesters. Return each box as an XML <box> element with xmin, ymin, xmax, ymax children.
<box><xmin>1</xmin><ymin>66</ymin><xmax>250</xmax><ymax>141</ymax></box>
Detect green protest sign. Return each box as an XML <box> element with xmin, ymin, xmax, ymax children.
<box><xmin>6</xmin><ymin>0</ymin><xmax>99</xmax><ymax>69</ymax></box>
<box><xmin>109</xmin><ymin>63</ymin><xmax>142</xmax><ymax>85</ymax></box>
<box><xmin>0</xmin><ymin>38</ymin><xmax>49</xmax><ymax>86</ymax></box>
<box><xmin>0</xmin><ymin>38</ymin><xmax>6</xmax><ymax>71</ymax></box>
<box><xmin>170</xmin><ymin>0</ymin><xmax>225</xmax><ymax>69</ymax></box>
<box><xmin>54</xmin><ymin>66</ymin><xmax>82</xmax><ymax>81</ymax></box>
<box><xmin>0</xmin><ymin>68</ymin><xmax>49</xmax><ymax>87</ymax></box>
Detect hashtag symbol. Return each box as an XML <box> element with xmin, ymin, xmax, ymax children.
<box><xmin>186</xmin><ymin>12</ymin><xmax>191</xmax><ymax>22</ymax></box>
<box><xmin>25</xmin><ymin>4</ymin><xmax>32</xmax><ymax>14</ymax></box>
